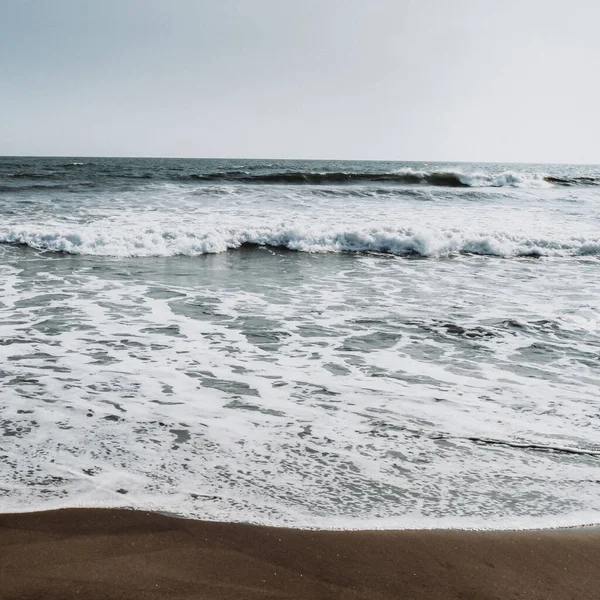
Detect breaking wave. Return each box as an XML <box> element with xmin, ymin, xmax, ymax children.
<box><xmin>181</xmin><ymin>168</ymin><xmax>561</xmax><ymax>188</ymax></box>
<box><xmin>3</xmin><ymin>166</ymin><xmax>599</xmax><ymax>188</ymax></box>
<box><xmin>1</xmin><ymin>225</ymin><xmax>598</xmax><ymax>258</ymax></box>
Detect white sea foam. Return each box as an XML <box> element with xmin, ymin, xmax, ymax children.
<box><xmin>393</xmin><ymin>167</ymin><xmax>553</xmax><ymax>188</ymax></box>
<box><xmin>1</xmin><ymin>164</ymin><xmax>600</xmax><ymax>530</ymax></box>
<box><xmin>1</xmin><ymin>224</ymin><xmax>599</xmax><ymax>257</ymax></box>
<box><xmin>1</xmin><ymin>248</ymin><xmax>599</xmax><ymax>530</ymax></box>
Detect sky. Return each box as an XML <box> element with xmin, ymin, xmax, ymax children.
<box><xmin>1</xmin><ymin>0</ymin><xmax>598</xmax><ymax>163</ymax></box>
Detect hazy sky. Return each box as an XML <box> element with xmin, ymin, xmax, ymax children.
<box><xmin>1</xmin><ymin>0</ymin><xmax>598</xmax><ymax>162</ymax></box>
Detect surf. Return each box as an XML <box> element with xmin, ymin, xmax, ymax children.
<box><xmin>1</xmin><ymin>224</ymin><xmax>598</xmax><ymax>258</ymax></box>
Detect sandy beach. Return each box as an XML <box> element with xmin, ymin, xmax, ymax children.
<box><xmin>0</xmin><ymin>508</ymin><xmax>598</xmax><ymax>599</ymax></box>
<box><xmin>3</xmin><ymin>0</ymin><xmax>600</xmax><ymax>597</ymax></box>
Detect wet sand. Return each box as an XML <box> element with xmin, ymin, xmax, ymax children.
<box><xmin>0</xmin><ymin>508</ymin><xmax>598</xmax><ymax>599</ymax></box>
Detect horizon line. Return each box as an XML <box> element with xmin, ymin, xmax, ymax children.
<box><xmin>0</xmin><ymin>154</ymin><xmax>599</xmax><ymax>167</ymax></box>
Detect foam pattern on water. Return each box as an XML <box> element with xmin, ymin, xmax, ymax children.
<box><xmin>1</xmin><ymin>248</ymin><xmax>599</xmax><ymax>529</ymax></box>
<box><xmin>1</xmin><ymin>163</ymin><xmax>600</xmax><ymax>529</ymax></box>
<box><xmin>1</xmin><ymin>172</ymin><xmax>599</xmax><ymax>259</ymax></box>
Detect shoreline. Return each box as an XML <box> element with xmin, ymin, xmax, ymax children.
<box><xmin>4</xmin><ymin>502</ymin><xmax>599</xmax><ymax>533</ymax></box>
<box><xmin>1</xmin><ymin>508</ymin><xmax>600</xmax><ymax>599</ymax></box>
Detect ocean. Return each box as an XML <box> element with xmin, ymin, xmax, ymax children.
<box><xmin>0</xmin><ymin>156</ymin><xmax>599</xmax><ymax>529</ymax></box>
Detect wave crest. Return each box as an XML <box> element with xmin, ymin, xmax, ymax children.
<box><xmin>179</xmin><ymin>168</ymin><xmax>557</xmax><ymax>188</ymax></box>
<box><xmin>1</xmin><ymin>225</ymin><xmax>597</xmax><ymax>258</ymax></box>
<box><xmin>4</xmin><ymin>166</ymin><xmax>598</xmax><ymax>188</ymax></box>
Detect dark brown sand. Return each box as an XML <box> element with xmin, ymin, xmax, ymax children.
<box><xmin>0</xmin><ymin>509</ymin><xmax>599</xmax><ymax>599</ymax></box>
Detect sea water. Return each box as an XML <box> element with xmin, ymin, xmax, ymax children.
<box><xmin>0</xmin><ymin>157</ymin><xmax>599</xmax><ymax>529</ymax></box>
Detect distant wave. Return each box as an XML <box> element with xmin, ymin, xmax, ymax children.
<box><xmin>3</xmin><ymin>167</ymin><xmax>599</xmax><ymax>188</ymax></box>
<box><xmin>177</xmin><ymin>168</ymin><xmax>600</xmax><ymax>188</ymax></box>
<box><xmin>180</xmin><ymin>168</ymin><xmax>561</xmax><ymax>188</ymax></box>
<box><xmin>8</xmin><ymin>172</ymin><xmax>63</xmax><ymax>179</ymax></box>
<box><xmin>0</xmin><ymin>182</ymin><xmax>97</xmax><ymax>193</ymax></box>
<box><xmin>0</xmin><ymin>184</ymin><xmax>65</xmax><ymax>193</ymax></box>
<box><xmin>2</xmin><ymin>225</ymin><xmax>598</xmax><ymax>258</ymax></box>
